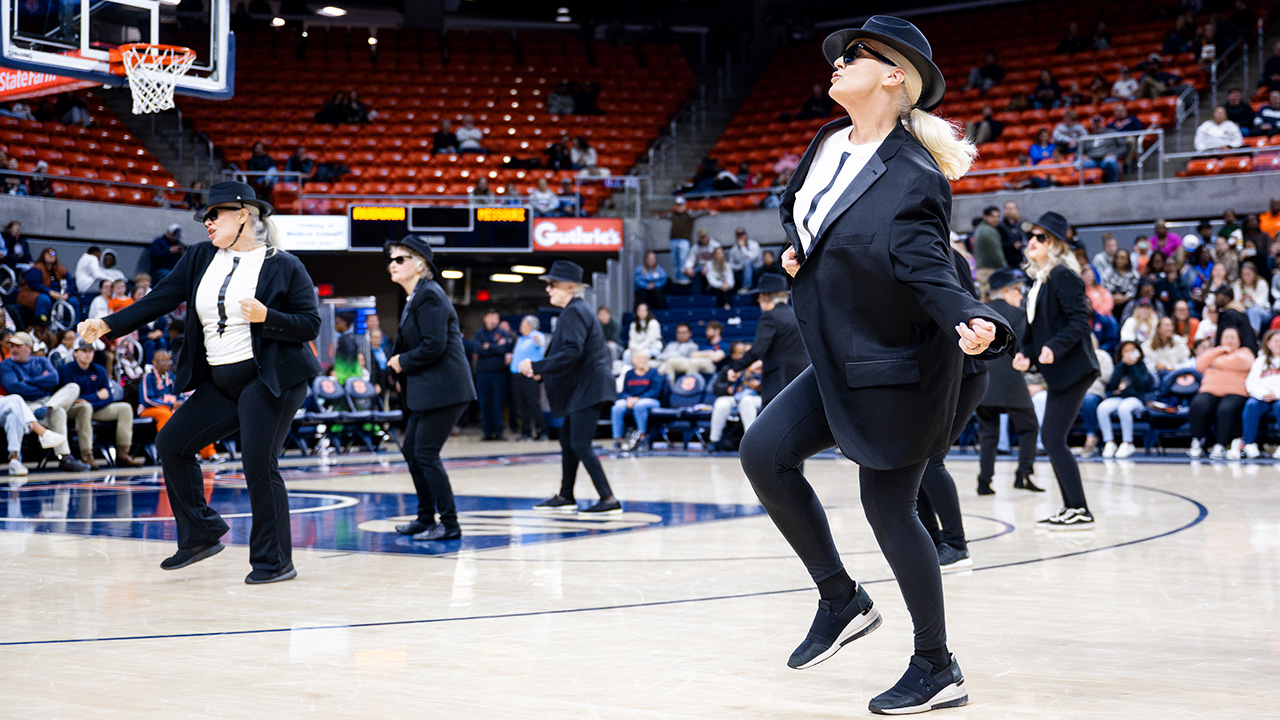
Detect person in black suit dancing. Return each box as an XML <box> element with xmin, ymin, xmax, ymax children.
<box><xmin>78</xmin><ymin>181</ymin><xmax>321</xmax><ymax>584</ymax></box>
<box><xmin>737</xmin><ymin>17</ymin><xmax>1014</xmax><ymax>714</ymax></box>
<box><xmin>727</xmin><ymin>273</ymin><xmax>807</xmax><ymax>406</ymax></box>
<box><xmin>1012</xmin><ymin>212</ymin><xmax>1099</xmax><ymax>530</ymax></box>
<box><xmin>519</xmin><ymin>260</ymin><xmax>621</xmax><ymax>515</ymax></box>
<box><xmin>975</xmin><ymin>268</ymin><xmax>1042</xmax><ymax>495</ymax></box>
<box><xmin>385</xmin><ymin>236</ymin><xmax>477</xmax><ymax>542</ymax></box>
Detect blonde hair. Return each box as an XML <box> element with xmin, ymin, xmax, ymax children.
<box><xmin>239</xmin><ymin>206</ymin><xmax>280</xmax><ymax>257</ymax></box>
<box><xmin>866</xmin><ymin>41</ymin><xmax>976</xmax><ymax>180</ymax></box>
<box><xmin>1024</xmin><ymin>236</ymin><xmax>1081</xmax><ymax>279</ymax></box>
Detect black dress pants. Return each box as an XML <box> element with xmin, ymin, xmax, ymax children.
<box><xmin>918</xmin><ymin>371</ymin><xmax>988</xmax><ymax>552</ymax></box>
<box><xmin>1189</xmin><ymin>392</ymin><xmax>1247</xmax><ymax>446</ymax></box>
<box><xmin>156</xmin><ymin>360</ymin><xmax>309</xmax><ymax>572</ymax></box>
<box><xmin>403</xmin><ymin>402</ymin><xmax>469</xmax><ymax>528</ymax></box>
<box><xmin>739</xmin><ymin>367</ymin><xmax>947</xmax><ymax>652</ymax></box>
<box><xmin>512</xmin><ymin>374</ymin><xmax>544</xmax><ymax>438</ymax></box>
<box><xmin>975</xmin><ymin>405</ymin><xmax>1039</xmax><ymax>483</ymax></box>
<box><xmin>1041</xmin><ymin>371</ymin><xmax>1097</xmax><ymax>510</ymax></box>
<box><xmin>558</xmin><ymin>404</ymin><xmax>613</xmax><ymax>500</ymax></box>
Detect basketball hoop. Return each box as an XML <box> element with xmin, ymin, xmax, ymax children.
<box><xmin>110</xmin><ymin>43</ymin><xmax>197</xmax><ymax>115</ymax></box>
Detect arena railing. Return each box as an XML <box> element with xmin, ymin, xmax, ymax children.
<box><xmin>1209</xmin><ymin>38</ymin><xmax>1247</xmax><ymax>111</ymax></box>
<box><xmin>1</xmin><ymin>168</ymin><xmax>200</xmax><ymax>204</ymax></box>
<box><xmin>1162</xmin><ymin>140</ymin><xmax>1280</xmax><ymax>175</ymax></box>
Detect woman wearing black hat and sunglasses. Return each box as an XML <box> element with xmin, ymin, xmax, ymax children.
<box><xmin>78</xmin><ymin>181</ymin><xmax>321</xmax><ymax>585</ymax></box>
<box><xmin>384</xmin><ymin>236</ymin><xmax>476</xmax><ymax>542</ymax></box>
<box><xmin>519</xmin><ymin>260</ymin><xmax>620</xmax><ymax>515</ymax></box>
<box><xmin>737</xmin><ymin>16</ymin><xmax>1015</xmax><ymax>714</ymax></box>
<box><xmin>1012</xmin><ymin>211</ymin><xmax>1099</xmax><ymax>532</ymax></box>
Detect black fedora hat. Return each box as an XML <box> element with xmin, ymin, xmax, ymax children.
<box><xmin>1029</xmin><ymin>211</ymin><xmax>1071</xmax><ymax>244</ymax></box>
<box><xmin>751</xmin><ymin>273</ymin><xmax>790</xmax><ymax>295</ymax></box>
<box><xmin>384</xmin><ymin>235</ymin><xmax>440</xmax><ymax>277</ymax></box>
<box><xmin>988</xmin><ymin>268</ymin><xmax>1027</xmax><ymax>292</ymax></box>
<box><xmin>193</xmin><ymin>180</ymin><xmax>273</xmax><ymax>221</ymax></box>
<box><xmin>822</xmin><ymin>15</ymin><xmax>946</xmax><ymax>113</ymax></box>
<box><xmin>539</xmin><ymin>259</ymin><xmax>587</xmax><ymax>286</ymax></box>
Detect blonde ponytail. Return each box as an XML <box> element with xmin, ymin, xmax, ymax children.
<box><xmin>866</xmin><ymin>41</ymin><xmax>978</xmax><ymax>180</ymax></box>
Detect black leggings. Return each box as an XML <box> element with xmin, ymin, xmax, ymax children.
<box><xmin>1041</xmin><ymin>371</ymin><xmax>1096</xmax><ymax>510</ymax></box>
<box><xmin>918</xmin><ymin>371</ymin><xmax>988</xmax><ymax>551</ymax></box>
<box><xmin>1189</xmin><ymin>392</ymin><xmax>1246</xmax><ymax>446</ymax></box>
<box><xmin>403</xmin><ymin>402</ymin><xmax>469</xmax><ymax>528</ymax></box>
<box><xmin>739</xmin><ymin>367</ymin><xmax>947</xmax><ymax>652</ymax></box>
<box><xmin>558</xmin><ymin>404</ymin><xmax>614</xmax><ymax>500</ymax></box>
<box><xmin>156</xmin><ymin>360</ymin><xmax>308</xmax><ymax>572</ymax></box>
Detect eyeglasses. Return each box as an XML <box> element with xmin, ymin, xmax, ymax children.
<box><xmin>842</xmin><ymin>42</ymin><xmax>897</xmax><ymax>68</ymax></box>
<box><xmin>388</xmin><ymin>256</ymin><xmax>411</xmax><ymax>266</ymax></box>
<box><xmin>202</xmin><ymin>207</ymin><xmax>232</xmax><ymax>223</ymax></box>
<box><xmin>1028</xmin><ymin>232</ymin><xmax>1050</xmax><ymax>243</ymax></box>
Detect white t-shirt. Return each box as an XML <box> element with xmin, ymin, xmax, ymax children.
<box><xmin>195</xmin><ymin>245</ymin><xmax>267</xmax><ymax>366</ymax></box>
<box><xmin>456</xmin><ymin>125</ymin><xmax>484</xmax><ymax>150</ymax></box>
<box><xmin>793</xmin><ymin>128</ymin><xmax>882</xmax><ymax>254</ymax></box>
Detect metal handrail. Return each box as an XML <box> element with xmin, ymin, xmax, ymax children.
<box><xmin>1209</xmin><ymin>38</ymin><xmax>1245</xmax><ymax>110</ymax></box>
<box><xmin>2</xmin><ymin>167</ymin><xmax>198</xmax><ymax>194</ymax></box>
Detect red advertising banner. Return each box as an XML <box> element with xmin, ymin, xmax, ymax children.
<box><xmin>0</xmin><ymin>68</ymin><xmax>95</xmax><ymax>102</ymax></box>
<box><xmin>532</xmin><ymin>217</ymin><xmax>624</xmax><ymax>253</ymax></box>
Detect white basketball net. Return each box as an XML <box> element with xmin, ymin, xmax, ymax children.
<box><xmin>120</xmin><ymin>45</ymin><xmax>196</xmax><ymax>115</ymax></box>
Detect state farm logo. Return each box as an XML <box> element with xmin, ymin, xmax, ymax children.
<box><xmin>533</xmin><ymin>219</ymin><xmax>623</xmax><ymax>252</ymax></box>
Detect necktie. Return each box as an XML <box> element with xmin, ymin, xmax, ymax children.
<box><xmin>216</xmin><ymin>257</ymin><xmax>241</xmax><ymax>336</ymax></box>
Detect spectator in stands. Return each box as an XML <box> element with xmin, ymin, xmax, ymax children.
<box><xmin>627</xmin><ymin>302</ymin><xmax>663</xmax><ymax>360</ymax></box>
<box><xmin>547</xmin><ymin>82</ymin><xmax>574</xmax><ymax>116</ymax></box>
<box><xmin>285</xmin><ymin>147</ymin><xmax>314</xmax><ymax>182</ymax></box>
<box><xmin>708</xmin><ymin>348</ymin><xmax>762</xmax><ymax>452</ymax></box>
<box><xmin>965</xmin><ymin>51</ymin><xmax>1004</xmax><ymax>92</ymax></box>
<box><xmin>1100</xmin><ymin>247</ymin><xmax>1140</xmax><ymax>318</ymax></box>
<box><xmin>48</xmin><ymin>329</ymin><xmax>76</xmax><ymax>367</ymax></box>
<box><xmin>332</xmin><ymin>311</ymin><xmax>360</xmax><ymax>383</ymax></box>
<box><xmin>0</xmin><ymin>332</ymin><xmax>87</xmax><ymax>472</ymax></box>
<box><xmin>470</xmin><ymin>177</ymin><xmax>494</xmax><ymax>201</ymax></box>
<box><xmin>1082</xmin><ymin>266</ymin><xmax>1114</xmax><ymax>317</ymax></box>
<box><xmin>0</xmin><ymin>391</ymin><xmax>65</xmax><ymax>476</ymax></box>
<box><xmin>246</xmin><ymin>141</ymin><xmax>279</xmax><ymax>191</ymax></box>
<box><xmin>1136</xmin><ymin>55</ymin><xmax>1183</xmax><ymax>99</ymax></box>
<box><xmin>473</xmin><ymin>308</ymin><xmax>510</xmax><ymax>441</ymax></box>
<box><xmin>1194</xmin><ymin>106</ymin><xmax>1244</xmax><ymax>153</ymax></box>
<box><xmin>998</xmin><ymin>201</ymin><xmax>1026</xmax><ymax>268</ymax></box>
<box><xmin>107</xmin><ymin>279</ymin><xmax>132</xmax><ymax>314</ymax></box>
<box><xmin>972</xmin><ymin>206</ymin><xmax>1005</xmax><ymax>291</ymax></box>
<box><xmin>56</xmin><ymin>93</ymin><xmax>93</xmax><ymax>127</ymax></box>
<box><xmin>1189</xmin><ymin>326</ymin><xmax>1253</xmax><ymax>459</ymax></box>
<box><xmin>1030</xmin><ymin>69</ymin><xmax>1063</xmax><ymax>109</ymax></box>
<box><xmin>557</xmin><ymin>177</ymin><xmax>582</xmax><ymax>216</ymax></box>
<box><xmin>1145</xmin><ymin>316</ymin><xmax>1191</xmax><ymax>374</ymax></box>
<box><xmin>597</xmin><ymin>306</ymin><xmax>621</xmax><ymax>360</ymax></box>
<box><xmin>1029</xmin><ymin>128</ymin><xmax>1055</xmax><ymax>165</ymax></box>
<box><xmin>1234</xmin><ymin>262</ymin><xmax>1271</xmax><ymax>332</ymax></box>
<box><xmin>1241</xmin><ymin>329</ymin><xmax>1280</xmax><ymax>458</ymax></box>
<box><xmin>657</xmin><ymin>197</ymin><xmax>706</xmax><ymax>284</ymax></box>
<box><xmin>1079</xmin><ymin>115</ymin><xmax>1126</xmax><ymax>182</ymax></box>
<box><xmin>1172</xmin><ymin>299</ymin><xmax>1200</xmax><ymax>343</ymax></box>
<box><xmin>1155</xmin><ymin>262</ymin><xmax>1194</xmax><ymax>309</ymax></box>
<box><xmin>794</xmin><ymin>84</ymin><xmax>834</xmax><ymax>120</ymax></box>
<box><xmin>704</xmin><ymin>246</ymin><xmax>735</xmax><ymax>309</ymax></box>
<box><xmin>1213</xmin><ymin>284</ymin><xmax>1259</xmax><ymax>352</ymax></box>
<box><xmin>1224</xmin><ymin>88</ymin><xmax>1255</xmax><ymax>136</ymax></box>
<box><xmin>965</xmin><ymin>105</ymin><xmax>1002</xmax><ymax>144</ymax></box>
<box><xmin>509</xmin><ymin>316</ymin><xmax>546</xmax><ymax>442</ymax></box>
<box><xmin>544</xmin><ymin>134</ymin><xmax>572</xmax><ymax>170</ymax></box>
<box><xmin>759</xmin><ymin>249</ymin><xmax>785</xmax><ymax>278</ymax></box>
<box><xmin>87</xmin><ymin>279</ymin><xmax>112</xmax><ymax>319</ymax></box>
<box><xmin>60</xmin><ymin>339</ymin><xmax>142</xmax><ymax>469</ymax></box>
<box><xmin>657</xmin><ymin>323</ymin><xmax>703</xmax><ymax>379</ymax></box>
<box><xmin>1260</xmin><ymin>42</ymin><xmax>1280</xmax><ymax>93</ymax></box>
<box><xmin>610</xmin><ymin>348</ymin><xmax>662</xmax><ymax>452</ymax></box>
<box><xmin>1120</xmin><ymin>298</ymin><xmax>1158</xmax><ymax>344</ymax></box>
<box><xmin>139</xmin><ymin>348</ymin><xmax>216</xmax><ymax>461</ymax></box>
<box><xmin>345</xmin><ymin>90</ymin><xmax>372</xmax><ymax>124</ymax></box>
<box><xmin>570</xmin><ymin>137</ymin><xmax>597</xmax><ymax>171</ymax></box>
<box><xmin>1092</xmin><ymin>233</ymin><xmax>1123</xmax><ymax>275</ymax></box>
<box><xmin>1255</xmin><ymin>91</ymin><xmax>1280</xmax><ymax>136</ymax></box>
<box><xmin>1060</xmin><ymin>81</ymin><xmax>1089</xmax><ymax>108</ymax></box>
<box><xmin>1</xmin><ymin>157</ymin><xmax>26</xmax><ymax>196</ymax></box>
<box><xmin>1150</xmin><ymin>219</ymin><xmax>1183</xmax><ymax>257</ymax></box>
<box><xmin>1261</xmin><ymin>198</ymin><xmax>1280</xmax><ymax>238</ymax></box>
<box><xmin>1052</xmin><ymin>110</ymin><xmax>1088</xmax><ymax>156</ymax></box>
<box><xmin>432</xmin><ymin>119</ymin><xmax>459</xmax><ymax>155</ymax></box>
<box><xmin>149</xmin><ymin>224</ymin><xmax>185</xmax><ymax>283</ymax></box>
<box><xmin>98</xmin><ymin>249</ymin><xmax>125</xmax><ymax>283</ymax></box>
<box><xmin>682</xmin><ymin>228</ymin><xmax>720</xmax><ymax>291</ymax></box>
<box><xmin>1095</xmin><ymin>340</ymin><xmax>1154</xmax><ymax>459</ymax></box>
<box><xmin>18</xmin><ymin>247</ymin><xmax>77</xmax><ymax>325</ymax></box>
<box><xmin>1092</xmin><ymin>307</ymin><xmax>1120</xmax><ymax>359</ymax></box>
<box><xmin>727</xmin><ymin>228</ymin><xmax>762</xmax><ymax>292</ymax></box>
<box><xmin>1211</xmin><ymin>237</ymin><xmax>1239</xmax><ymax>282</ymax></box>
<box><xmin>74</xmin><ymin>247</ymin><xmax>109</xmax><ymax>305</ymax></box>
<box><xmin>527</xmin><ymin>178</ymin><xmax>560</xmax><ymax>217</ymax></box>
<box><xmin>634</xmin><ymin>251</ymin><xmax>667</xmax><ymax>310</ymax></box>
<box><xmin>28</xmin><ymin>160</ymin><xmax>52</xmax><ymax>198</ymax></box>
<box><xmin>1110</xmin><ymin>68</ymin><xmax>1138</xmax><ymax>102</ymax></box>
<box><xmin>1055</xmin><ymin>21</ymin><xmax>1089</xmax><ymax>55</ymax></box>
<box><xmin>456</xmin><ymin>115</ymin><xmax>487</xmax><ymax>154</ymax></box>
<box><xmin>314</xmin><ymin>91</ymin><xmax>347</xmax><ymax>124</ymax></box>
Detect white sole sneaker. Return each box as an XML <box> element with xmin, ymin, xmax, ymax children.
<box><xmin>872</xmin><ymin>682</ymin><xmax>969</xmax><ymax>715</ymax></box>
<box><xmin>38</xmin><ymin>430</ymin><xmax>65</xmax><ymax>449</ymax></box>
<box><xmin>791</xmin><ymin>607</ymin><xmax>882</xmax><ymax>670</ymax></box>
<box><xmin>940</xmin><ymin>557</ymin><xmax>973</xmax><ymax>570</ymax></box>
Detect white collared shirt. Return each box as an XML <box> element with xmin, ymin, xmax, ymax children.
<box><xmin>794</xmin><ymin>128</ymin><xmax>882</xmax><ymax>254</ymax></box>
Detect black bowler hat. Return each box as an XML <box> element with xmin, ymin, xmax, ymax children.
<box><xmin>539</xmin><ymin>259</ymin><xmax>587</xmax><ymax>286</ymax></box>
<box><xmin>1029</xmin><ymin>211</ymin><xmax>1071</xmax><ymax>244</ymax></box>
<box><xmin>384</xmin><ymin>235</ymin><xmax>440</xmax><ymax>277</ymax></box>
<box><xmin>193</xmin><ymin>181</ymin><xmax>273</xmax><ymax>220</ymax></box>
<box><xmin>822</xmin><ymin>15</ymin><xmax>946</xmax><ymax>112</ymax></box>
<box><xmin>988</xmin><ymin>268</ymin><xmax>1027</xmax><ymax>292</ymax></box>
<box><xmin>751</xmin><ymin>273</ymin><xmax>790</xmax><ymax>295</ymax></box>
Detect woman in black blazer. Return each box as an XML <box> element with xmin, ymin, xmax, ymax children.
<box><xmin>736</xmin><ymin>17</ymin><xmax>1013</xmax><ymax>714</ymax></box>
<box><xmin>519</xmin><ymin>260</ymin><xmax>620</xmax><ymax>515</ymax></box>
<box><xmin>1012</xmin><ymin>211</ymin><xmax>1099</xmax><ymax>531</ymax></box>
<box><xmin>79</xmin><ymin>181</ymin><xmax>321</xmax><ymax>584</ymax></box>
<box><xmin>385</xmin><ymin>236</ymin><xmax>477</xmax><ymax>542</ymax></box>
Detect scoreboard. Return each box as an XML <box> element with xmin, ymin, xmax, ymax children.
<box><xmin>348</xmin><ymin>205</ymin><xmax>533</xmax><ymax>253</ymax></box>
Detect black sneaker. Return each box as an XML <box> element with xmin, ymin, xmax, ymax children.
<box><xmin>1046</xmin><ymin>507</ymin><xmax>1094</xmax><ymax>530</ymax></box>
<box><xmin>868</xmin><ymin>655</ymin><xmax>968</xmax><ymax>715</ymax></box>
<box><xmin>937</xmin><ymin>544</ymin><xmax>972</xmax><ymax>570</ymax></box>
<box><xmin>1036</xmin><ymin>507</ymin><xmax>1069</xmax><ymax>526</ymax></box>
<box><xmin>413</xmin><ymin>523</ymin><xmax>462</xmax><ymax>541</ymax></box>
<box><xmin>394</xmin><ymin>520</ymin><xmax>432</xmax><ymax>535</ymax></box>
<box><xmin>788</xmin><ymin>584</ymin><xmax>881</xmax><ymax>669</ymax></box>
<box><xmin>58</xmin><ymin>455</ymin><xmax>90</xmax><ymax>473</ymax></box>
<box><xmin>245</xmin><ymin>564</ymin><xmax>298</xmax><ymax>585</ymax></box>
<box><xmin>581</xmin><ymin>498</ymin><xmax>623</xmax><ymax>515</ymax></box>
<box><xmin>160</xmin><ymin>541</ymin><xmax>225</xmax><ymax>570</ymax></box>
<box><xmin>533</xmin><ymin>495</ymin><xmax>578</xmax><ymax>513</ymax></box>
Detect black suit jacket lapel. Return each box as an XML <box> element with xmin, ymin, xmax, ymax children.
<box><xmin>781</xmin><ymin>116</ymin><xmax>850</xmax><ymax>262</ymax></box>
<box><xmin>254</xmin><ymin>251</ymin><xmax>281</xmax><ymax>299</ymax></box>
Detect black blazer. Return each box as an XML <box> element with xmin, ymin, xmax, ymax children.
<box><xmin>1021</xmin><ymin>264</ymin><xmax>1099</xmax><ymax>389</ymax></box>
<box><xmin>531</xmin><ymin>296</ymin><xmax>615</xmax><ymax>416</ymax></box>
<box><xmin>106</xmin><ymin>242</ymin><xmax>321</xmax><ymax>397</ymax></box>
<box><xmin>781</xmin><ymin>120</ymin><xmax>1013</xmax><ymax>471</ymax></box>
<box><xmin>979</xmin><ymin>298</ymin><xmax>1035</xmax><ymax>409</ymax></box>
<box><xmin>392</xmin><ymin>278</ymin><xmax>477</xmax><ymax>412</ymax></box>
<box><xmin>731</xmin><ymin>302</ymin><xmax>807</xmax><ymax>404</ymax></box>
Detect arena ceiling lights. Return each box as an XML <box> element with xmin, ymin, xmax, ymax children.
<box><xmin>489</xmin><ymin>273</ymin><xmax>524</xmax><ymax>284</ymax></box>
<box><xmin>315</xmin><ymin>6</ymin><xmax>347</xmax><ymax>17</ymax></box>
<box><xmin>510</xmin><ymin>265</ymin><xmax>547</xmax><ymax>275</ymax></box>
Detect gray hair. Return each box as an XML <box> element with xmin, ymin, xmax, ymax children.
<box><xmin>520</xmin><ymin>315</ymin><xmax>540</xmax><ymax>331</ymax></box>
<box><xmin>242</xmin><ymin>206</ymin><xmax>280</xmax><ymax>257</ymax></box>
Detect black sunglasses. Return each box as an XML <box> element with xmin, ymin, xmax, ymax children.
<box><xmin>202</xmin><ymin>207</ymin><xmax>232</xmax><ymax>223</ymax></box>
<box><xmin>842</xmin><ymin>42</ymin><xmax>897</xmax><ymax>68</ymax></box>
<box><xmin>388</xmin><ymin>256</ymin><xmax>411</xmax><ymax>265</ymax></box>
<box><xmin>1029</xmin><ymin>232</ymin><xmax>1050</xmax><ymax>243</ymax></box>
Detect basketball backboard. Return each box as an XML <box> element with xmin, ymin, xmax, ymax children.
<box><xmin>0</xmin><ymin>0</ymin><xmax>233</xmax><ymax>100</ymax></box>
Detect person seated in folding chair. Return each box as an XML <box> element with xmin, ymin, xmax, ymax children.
<box><xmin>60</xmin><ymin>338</ymin><xmax>144</xmax><ymax>469</ymax></box>
<box><xmin>138</xmin><ymin>349</ymin><xmax>219</xmax><ymax>463</ymax></box>
<box><xmin>707</xmin><ymin>347</ymin><xmax>762</xmax><ymax>452</ymax></box>
<box><xmin>610</xmin><ymin>349</ymin><xmax>664</xmax><ymax>453</ymax></box>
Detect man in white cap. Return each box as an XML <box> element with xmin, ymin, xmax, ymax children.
<box><xmin>0</xmin><ymin>332</ymin><xmax>89</xmax><ymax>472</ymax></box>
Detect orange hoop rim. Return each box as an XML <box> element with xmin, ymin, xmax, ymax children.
<box><xmin>108</xmin><ymin>43</ymin><xmax>197</xmax><ymax>74</ymax></box>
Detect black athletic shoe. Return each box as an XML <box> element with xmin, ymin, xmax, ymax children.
<box><xmin>245</xmin><ymin>564</ymin><xmax>298</xmax><ymax>585</ymax></box>
<box><xmin>533</xmin><ymin>495</ymin><xmax>578</xmax><ymax>513</ymax></box>
<box><xmin>976</xmin><ymin>480</ymin><xmax>994</xmax><ymax>496</ymax></box>
<box><xmin>581</xmin><ymin>498</ymin><xmax>623</xmax><ymax>515</ymax></box>
<box><xmin>868</xmin><ymin>655</ymin><xmax>968</xmax><ymax>715</ymax></box>
<box><xmin>1013</xmin><ymin>474</ymin><xmax>1044</xmax><ymax>492</ymax></box>
<box><xmin>787</xmin><ymin>584</ymin><xmax>882</xmax><ymax>669</ymax></box>
<box><xmin>413</xmin><ymin>524</ymin><xmax>462</xmax><ymax>541</ymax></box>
<box><xmin>937</xmin><ymin>544</ymin><xmax>972</xmax><ymax>570</ymax></box>
<box><xmin>159</xmin><ymin>542</ymin><xmax>225</xmax><ymax>570</ymax></box>
<box><xmin>395</xmin><ymin>520</ymin><xmax>432</xmax><ymax>535</ymax></box>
